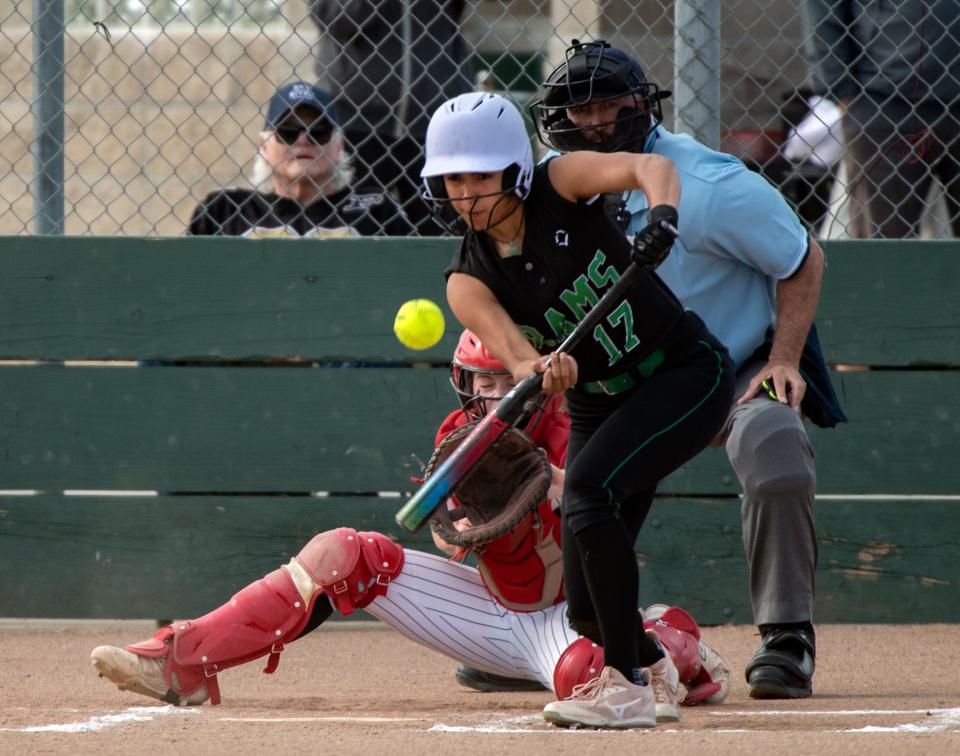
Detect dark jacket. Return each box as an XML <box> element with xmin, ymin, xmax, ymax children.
<box><xmin>805</xmin><ymin>0</ymin><xmax>960</xmax><ymax>105</ymax></box>
<box><xmin>311</xmin><ymin>0</ymin><xmax>473</xmax><ymax>140</ymax></box>
<box><xmin>749</xmin><ymin>324</ymin><xmax>847</xmax><ymax>428</ymax></box>
<box><xmin>188</xmin><ymin>187</ymin><xmax>413</xmax><ymax>236</ymax></box>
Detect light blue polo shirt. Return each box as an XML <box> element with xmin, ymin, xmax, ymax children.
<box><xmin>623</xmin><ymin>127</ymin><xmax>809</xmax><ymax>369</ymax></box>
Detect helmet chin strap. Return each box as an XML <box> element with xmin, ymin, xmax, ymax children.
<box><xmin>470</xmin><ymin>191</ymin><xmax>524</xmax><ymax>236</ymax></box>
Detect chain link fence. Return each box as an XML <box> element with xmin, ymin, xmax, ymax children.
<box><xmin>3</xmin><ymin>0</ymin><xmax>958</xmax><ymax>237</ymax></box>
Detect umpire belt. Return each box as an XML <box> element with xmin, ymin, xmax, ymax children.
<box><xmin>576</xmin><ymin>348</ymin><xmax>665</xmax><ymax>395</ymax></box>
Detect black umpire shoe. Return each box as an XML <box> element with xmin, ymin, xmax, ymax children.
<box><xmin>745</xmin><ymin>626</ymin><xmax>816</xmax><ymax>699</ymax></box>
<box><xmin>455</xmin><ymin>664</ymin><xmax>547</xmax><ymax>693</ymax></box>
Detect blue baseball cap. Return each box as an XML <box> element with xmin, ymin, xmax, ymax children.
<box><xmin>264</xmin><ymin>81</ymin><xmax>340</xmax><ymax>129</ymax></box>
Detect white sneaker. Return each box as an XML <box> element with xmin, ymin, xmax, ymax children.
<box><xmin>701</xmin><ymin>640</ymin><xmax>731</xmax><ymax>704</ymax></box>
<box><xmin>647</xmin><ymin>652</ymin><xmax>681</xmax><ymax>722</ymax></box>
<box><xmin>543</xmin><ymin>666</ymin><xmax>656</xmax><ymax>729</ymax></box>
<box><xmin>90</xmin><ymin>645</ymin><xmax>209</xmax><ymax>706</ymax></box>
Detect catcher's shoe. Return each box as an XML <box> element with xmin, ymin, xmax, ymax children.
<box><xmin>543</xmin><ymin>666</ymin><xmax>656</xmax><ymax>729</ymax></box>
<box><xmin>648</xmin><ymin>653</ymin><xmax>681</xmax><ymax>722</ymax></box>
<box><xmin>745</xmin><ymin>627</ymin><xmax>815</xmax><ymax>699</ymax></box>
<box><xmin>90</xmin><ymin>645</ymin><xmax>209</xmax><ymax>706</ymax></box>
<box><xmin>455</xmin><ymin>664</ymin><xmax>547</xmax><ymax>693</ymax></box>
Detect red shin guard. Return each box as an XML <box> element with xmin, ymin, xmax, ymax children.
<box><xmin>127</xmin><ymin>567</ymin><xmax>313</xmax><ymax>705</ymax></box>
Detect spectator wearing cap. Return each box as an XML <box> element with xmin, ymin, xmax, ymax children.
<box><xmin>189</xmin><ymin>81</ymin><xmax>414</xmax><ymax>237</ymax></box>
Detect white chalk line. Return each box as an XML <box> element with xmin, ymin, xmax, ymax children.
<box><xmin>710</xmin><ymin>708</ymin><xmax>960</xmax><ymax>717</ymax></box>
<box><xmin>712</xmin><ymin>707</ymin><xmax>960</xmax><ymax>735</ymax></box>
<box><xmin>428</xmin><ymin>709</ymin><xmax>960</xmax><ymax>735</ymax></box>
<box><xmin>428</xmin><ymin>715</ymin><xmax>575</xmax><ymax>734</ymax></box>
<box><xmin>427</xmin><ymin>715</ymin><xmax>683</xmax><ymax>735</ymax></box>
<box><xmin>218</xmin><ymin>716</ymin><xmax>424</xmax><ymax>723</ymax></box>
<box><xmin>837</xmin><ymin>708</ymin><xmax>960</xmax><ymax>734</ymax></box>
<box><xmin>7</xmin><ymin>706</ymin><xmax>957</xmax><ymax>735</ymax></box>
<box><xmin>0</xmin><ymin>705</ymin><xmax>198</xmax><ymax>733</ymax></box>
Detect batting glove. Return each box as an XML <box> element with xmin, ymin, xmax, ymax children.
<box><xmin>632</xmin><ymin>204</ymin><xmax>679</xmax><ymax>268</ymax></box>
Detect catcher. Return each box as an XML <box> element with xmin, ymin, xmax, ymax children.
<box><xmin>90</xmin><ymin>330</ymin><xmax>728</xmax><ymax>717</ymax></box>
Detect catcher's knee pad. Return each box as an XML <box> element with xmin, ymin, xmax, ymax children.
<box><xmin>643</xmin><ymin>604</ymin><xmax>726</xmax><ymax>706</ymax></box>
<box><xmin>128</xmin><ymin>567</ymin><xmax>314</xmax><ymax>705</ymax></box>
<box><xmin>553</xmin><ymin>637</ymin><xmax>605</xmax><ymax>699</ymax></box>
<box><xmin>727</xmin><ymin>408</ymin><xmax>815</xmax><ymax>498</ymax></box>
<box><xmin>291</xmin><ymin>528</ymin><xmax>404</xmax><ymax>616</ymax></box>
<box><xmin>553</xmin><ymin>605</ymin><xmax>728</xmax><ymax>705</ymax></box>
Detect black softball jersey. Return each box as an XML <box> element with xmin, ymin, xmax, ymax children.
<box><xmin>445</xmin><ymin>160</ymin><xmax>696</xmax><ymax>383</ymax></box>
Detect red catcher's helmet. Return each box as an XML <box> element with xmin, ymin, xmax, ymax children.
<box><xmin>450</xmin><ymin>330</ymin><xmax>510</xmax><ymax>420</ymax></box>
<box><xmin>449</xmin><ymin>330</ymin><xmax>552</xmax><ymax>431</ymax></box>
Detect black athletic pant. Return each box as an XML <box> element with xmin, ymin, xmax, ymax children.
<box><xmin>562</xmin><ymin>329</ymin><xmax>734</xmax><ymax>680</ymax></box>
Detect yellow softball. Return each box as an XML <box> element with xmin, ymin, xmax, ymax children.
<box><xmin>394</xmin><ymin>298</ymin><xmax>445</xmax><ymax>350</ymax></box>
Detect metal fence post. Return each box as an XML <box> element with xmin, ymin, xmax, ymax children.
<box><xmin>31</xmin><ymin>0</ymin><xmax>65</xmax><ymax>235</ymax></box>
<box><xmin>674</xmin><ymin>0</ymin><xmax>721</xmax><ymax>150</ymax></box>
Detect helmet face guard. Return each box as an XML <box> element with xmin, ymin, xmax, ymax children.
<box><xmin>450</xmin><ymin>330</ymin><xmax>513</xmax><ymax>420</ymax></box>
<box><xmin>423</xmin><ymin>175</ymin><xmax>463</xmax><ymax>233</ymax></box>
<box><xmin>532</xmin><ymin>39</ymin><xmax>670</xmax><ymax>154</ymax></box>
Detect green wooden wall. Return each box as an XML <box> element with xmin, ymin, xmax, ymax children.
<box><xmin>0</xmin><ymin>237</ymin><xmax>957</xmax><ymax>622</ymax></box>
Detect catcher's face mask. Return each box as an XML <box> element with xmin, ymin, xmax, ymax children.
<box><xmin>450</xmin><ymin>329</ymin><xmax>548</xmax><ymax>432</ymax></box>
<box><xmin>471</xmin><ymin>373</ymin><xmax>517</xmax><ymax>416</ymax></box>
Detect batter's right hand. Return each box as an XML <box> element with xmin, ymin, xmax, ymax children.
<box><xmin>513</xmin><ymin>352</ymin><xmax>578</xmax><ymax>394</ymax></box>
<box><xmin>541</xmin><ymin>352</ymin><xmax>577</xmax><ymax>393</ymax></box>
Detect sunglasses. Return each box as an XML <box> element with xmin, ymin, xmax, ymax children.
<box><xmin>273</xmin><ymin>120</ymin><xmax>335</xmax><ymax>146</ymax></box>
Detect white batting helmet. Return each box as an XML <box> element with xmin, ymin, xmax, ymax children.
<box><xmin>421</xmin><ymin>92</ymin><xmax>533</xmax><ymax>202</ymax></box>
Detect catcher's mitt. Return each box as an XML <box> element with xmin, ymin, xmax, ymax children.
<box><xmin>427</xmin><ymin>422</ymin><xmax>551</xmax><ymax>548</ymax></box>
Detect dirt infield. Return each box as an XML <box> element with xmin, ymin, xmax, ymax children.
<box><xmin>1</xmin><ymin>620</ymin><xmax>958</xmax><ymax>755</ymax></box>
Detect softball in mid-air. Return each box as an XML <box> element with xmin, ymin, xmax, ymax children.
<box><xmin>394</xmin><ymin>298</ymin><xmax>445</xmax><ymax>350</ymax></box>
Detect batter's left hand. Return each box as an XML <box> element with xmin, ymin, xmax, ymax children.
<box><xmin>738</xmin><ymin>359</ymin><xmax>805</xmax><ymax>412</ymax></box>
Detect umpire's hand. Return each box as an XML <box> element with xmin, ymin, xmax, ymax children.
<box><xmin>632</xmin><ymin>204</ymin><xmax>679</xmax><ymax>268</ymax></box>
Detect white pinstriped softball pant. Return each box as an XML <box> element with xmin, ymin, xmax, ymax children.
<box><xmin>365</xmin><ymin>549</ymin><xmax>579</xmax><ymax>690</ymax></box>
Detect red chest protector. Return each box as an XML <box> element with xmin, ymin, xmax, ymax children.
<box><xmin>435</xmin><ymin>398</ymin><xmax>569</xmax><ymax>612</ymax></box>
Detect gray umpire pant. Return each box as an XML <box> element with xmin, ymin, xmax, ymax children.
<box><xmin>714</xmin><ymin>359</ymin><xmax>818</xmax><ymax>626</ymax></box>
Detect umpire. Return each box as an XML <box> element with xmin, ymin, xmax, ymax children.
<box><xmin>532</xmin><ymin>39</ymin><xmax>847</xmax><ymax>700</ymax></box>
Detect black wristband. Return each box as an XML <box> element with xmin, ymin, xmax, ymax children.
<box><xmin>648</xmin><ymin>204</ymin><xmax>679</xmax><ymax>228</ymax></box>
